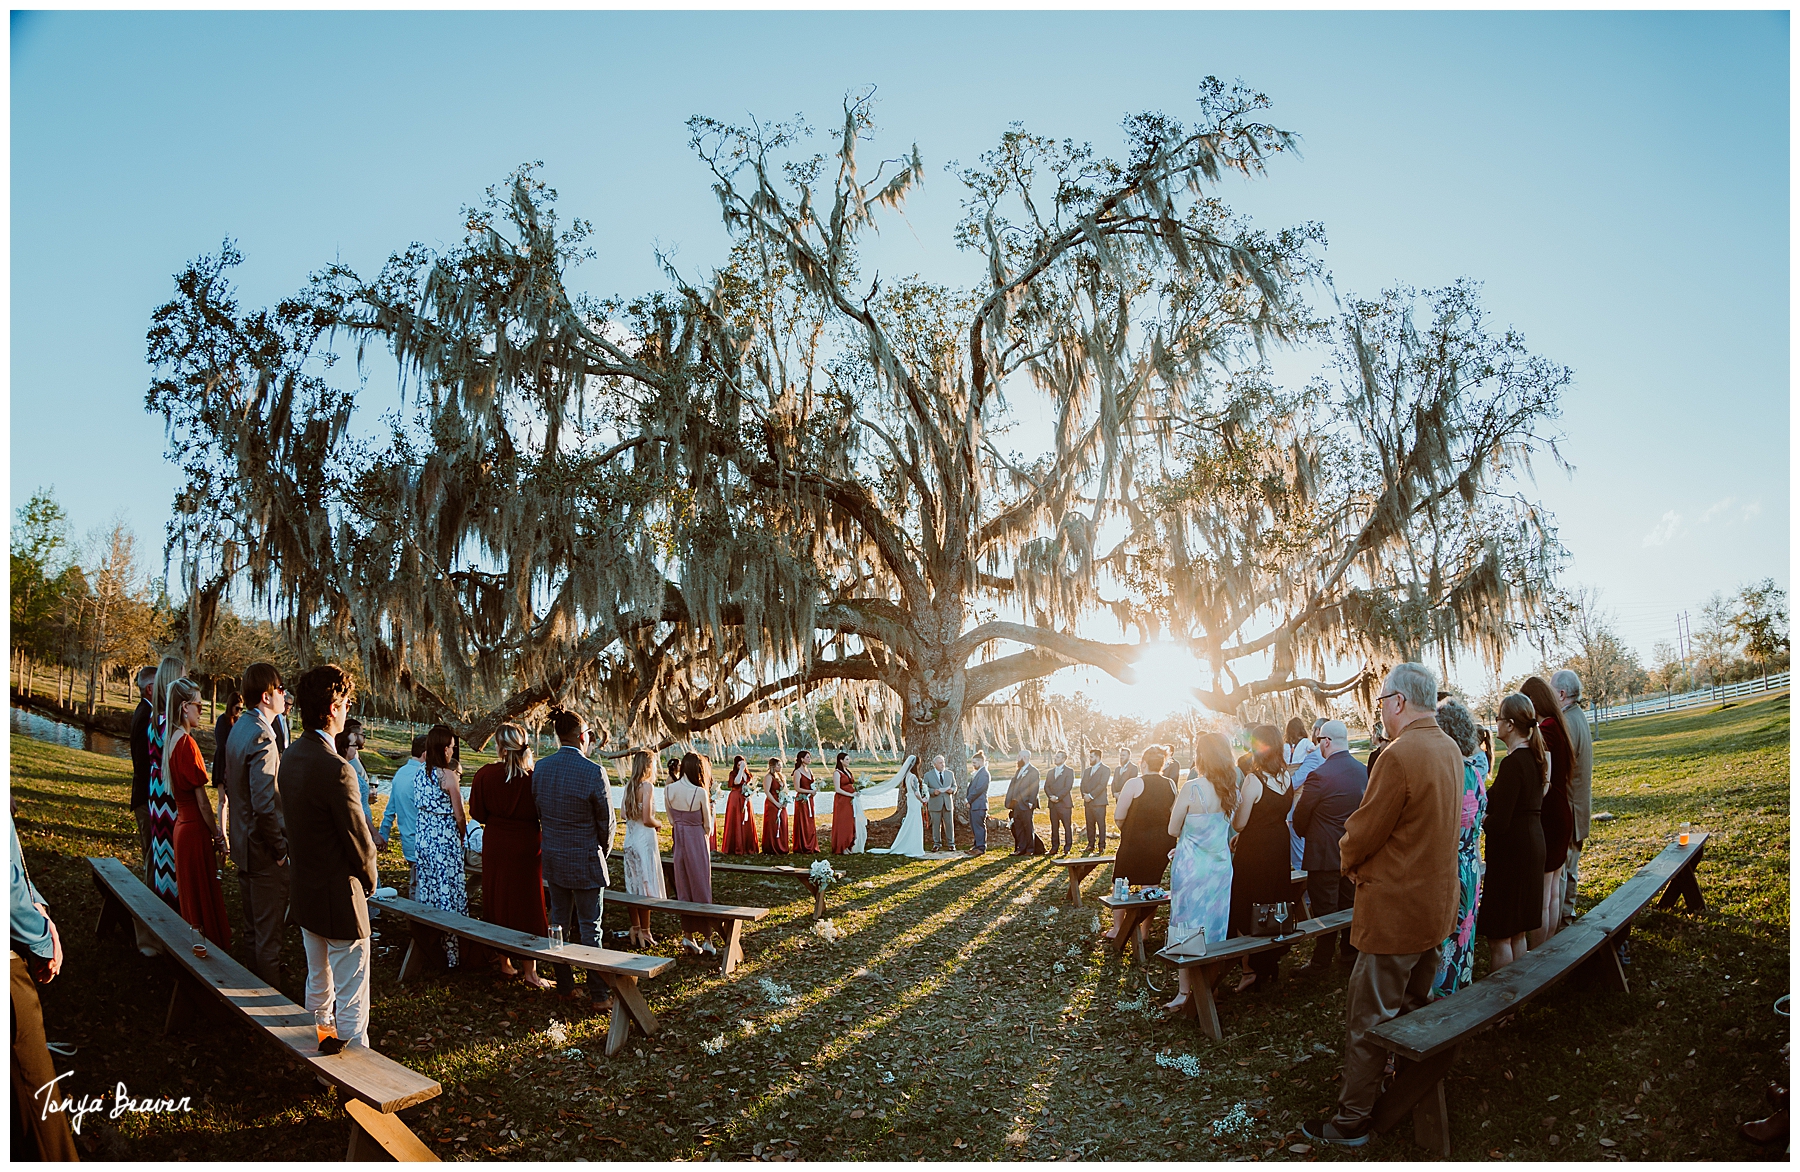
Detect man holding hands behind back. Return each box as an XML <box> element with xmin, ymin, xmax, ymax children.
<box><xmin>280</xmin><ymin>664</ymin><xmax>379</xmax><ymax>1051</ymax></box>
<box><xmin>1005</xmin><ymin>749</ymin><xmax>1042</xmax><ymax>856</ymax></box>
<box><xmin>532</xmin><ymin>711</ymin><xmax>615</xmax><ymax>997</ymax></box>
<box><xmin>924</xmin><ymin>755</ymin><xmax>957</xmax><ymax>852</ymax></box>
<box><xmin>1044</xmin><ymin>750</ymin><xmax>1076</xmax><ymax>856</ymax></box>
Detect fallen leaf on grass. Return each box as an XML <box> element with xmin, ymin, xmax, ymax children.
<box><xmin>1289</xmin><ymin>1143</ymin><xmax>1311</xmax><ymax>1154</ymax></box>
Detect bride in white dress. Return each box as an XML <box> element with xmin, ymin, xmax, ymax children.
<box><xmin>882</xmin><ymin>766</ymin><xmax>929</xmax><ymax>858</ymax></box>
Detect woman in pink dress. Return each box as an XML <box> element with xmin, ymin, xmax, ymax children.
<box><xmin>760</xmin><ymin>757</ymin><xmax>789</xmax><ymax>854</ymax></box>
<box><xmin>721</xmin><ymin>755</ymin><xmax>758</xmax><ymax>854</ymax></box>
<box><xmin>668</xmin><ymin>753</ymin><xmax>717</xmax><ymax>958</ymax></box>
<box><xmin>830</xmin><ymin>751</ymin><xmax>858</xmax><ymax>855</ymax></box>
<box><xmin>165</xmin><ymin>677</ymin><xmax>232</xmax><ymax>949</ymax></box>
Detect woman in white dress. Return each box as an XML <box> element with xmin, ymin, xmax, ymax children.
<box><xmin>884</xmin><ymin>765</ymin><xmax>929</xmax><ymax>858</ymax></box>
<box><xmin>621</xmin><ymin>751</ymin><xmax>665</xmax><ymax>948</ymax></box>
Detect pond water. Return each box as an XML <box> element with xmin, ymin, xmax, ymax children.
<box><xmin>10</xmin><ymin>704</ymin><xmax>132</xmax><ymax>760</ymax></box>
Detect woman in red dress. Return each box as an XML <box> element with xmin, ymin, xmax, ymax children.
<box><xmin>791</xmin><ymin>750</ymin><xmax>820</xmax><ymax>853</ymax></box>
<box><xmin>164</xmin><ymin>678</ymin><xmax>231</xmax><ymax>949</ymax></box>
<box><xmin>830</xmin><ymin>751</ymin><xmax>858</xmax><ymax>855</ymax></box>
<box><xmin>760</xmin><ymin>757</ymin><xmax>790</xmax><ymax>854</ymax></box>
<box><xmin>721</xmin><ymin>755</ymin><xmax>757</xmax><ymax>854</ymax></box>
<box><xmin>468</xmin><ymin>722</ymin><xmax>550</xmax><ymax>988</ymax></box>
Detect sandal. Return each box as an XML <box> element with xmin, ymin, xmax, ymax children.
<box><xmin>679</xmin><ymin>938</ymin><xmax>705</xmax><ymax>956</ymax></box>
<box><xmin>1162</xmin><ymin>994</ymin><xmax>1191</xmax><ymax>1016</ymax></box>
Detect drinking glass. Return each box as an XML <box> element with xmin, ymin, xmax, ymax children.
<box><xmin>549</xmin><ymin>925</ymin><xmax>565</xmax><ymax>952</ymax></box>
<box><xmin>190</xmin><ymin>922</ymin><xmax>207</xmax><ymax>958</ymax></box>
<box><xmin>1678</xmin><ymin>821</ymin><xmax>1691</xmax><ymax>848</ymax></box>
<box><xmin>314</xmin><ymin>1007</ymin><xmax>338</xmax><ymax>1046</ymax></box>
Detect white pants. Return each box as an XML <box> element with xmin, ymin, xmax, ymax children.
<box><xmin>302</xmin><ymin>929</ymin><xmax>371</xmax><ymax>1048</ymax></box>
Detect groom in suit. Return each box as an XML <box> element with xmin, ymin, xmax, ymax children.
<box><xmin>1005</xmin><ymin>750</ymin><xmax>1042</xmax><ymax>856</ymax></box>
<box><xmin>924</xmin><ymin>755</ymin><xmax>957</xmax><ymax>852</ymax></box>
<box><xmin>1044</xmin><ymin>750</ymin><xmax>1076</xmax><ymax>856</ymax></box>
<box><xmin>1081</xmin><ymin>749</ymin><xmax>1113</xmax><ymax>853</ymax></box>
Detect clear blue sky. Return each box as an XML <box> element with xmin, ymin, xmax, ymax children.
<box><xmin>10</xmin><ymin>10</ymin><xmax>1789</xmax><ymax>702</ymax></box>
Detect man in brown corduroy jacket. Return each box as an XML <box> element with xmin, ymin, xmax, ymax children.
<box><xmin>1305</xmin><ymin>662</ymin><xmax>1462</xmax><ymax>1147</ymax></box>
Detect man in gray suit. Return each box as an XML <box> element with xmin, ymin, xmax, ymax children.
<box><xmin>923</xmin><ymin>755</ymin><xmax>956</xmax><ymax>852</ymax></box>
<box><xmin>532</xmin><ymin>710</ymin><xmax>614</xmax><ymax>996</ymax></box>
<box><xmin>1081</xmin><ymin>748</ymin><xmax>1113</xmax><ymax>854</ymax></box>
<box><xmin>279</xmin><ymin>664</ymin><xmax>378</xmax><ymax>1049</ymax></box>
<box><xmin>1044</xmin><ymin>750</ymin><xmax>1076</xmax><ymax>856</ymax></box>
<box><xmin>1005</xmin><ymin>750</ymin><xmax>1042</xmax><ymax>856</ymax></box>
<box><xmin>1553</xmin><ymin>669</ymin><xmax>1595</xmax><ymax>929</ymax></box>
<box><xmin>222</xmin><ymin>661</ymin><xmax>290</xmax><ymax>986</ymax></box>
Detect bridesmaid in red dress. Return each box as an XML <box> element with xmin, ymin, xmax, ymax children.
<box><xmin>468</xmin><ymin>723</ymin><xmax>550</xmax><ymax>988</ymax></box>
<box><xmin>830</xmin><ymin>751</ymin><xmax>858</xmax><ymax>855</ymax></box>
<box><xmin>791</xmin><ymin>751</ymin><xmax>820</xmax><ymax>854</ymax></box>
<box><xmin>164</xmin><ymin>678</ymin><xmax>231</xmax><ymax>948</ymax></box>
<box><xmin>722</xmin><ymin>755</ymin><xmax>758</xmax><ymax>854</ymax></box>
<box><xmin>760</xmin><ymin>757</ymin><xmax>790</xmax><ymax>854</ymax></box>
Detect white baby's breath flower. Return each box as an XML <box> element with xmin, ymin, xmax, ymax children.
<box><xmin>1155</xmin><ymin>1050</ymin><xmax>1204</xmax><ymax>1078</ymax></box>
<box><xmin>544</xmin><ymin>1019</ymin><xmax>569</xmax><ymax>1047</ymax></box>
<box><xmin>701</xmin><ymin>1034</ymin><xmax>726</xmax><ymax>1055</ymax></box>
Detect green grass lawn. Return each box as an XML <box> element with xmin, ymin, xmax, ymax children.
<box><xmin>10</xmin><ymin>693</ymin><xmax>1788</xmax><ymax>1160</ymax></box>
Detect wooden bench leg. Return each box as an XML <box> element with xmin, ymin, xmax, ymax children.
<box><xmin>345</xmin><ymin>1098</ymin><xmax>439</xmax><ymax>1161</ymax></box>
<box><xmin>397</xmin><ymin>924</ymin><xmax>445</xmax><ymax>985</ymax></box>
<box><xmin>717</xmin><ymin>919</ymin><xmax>744</xmax><ymax>975</ymax></box>
<box><xmin>598</xmin><ymin>974</ymin><xmax>658</xmax><ymax>1057</ymax></box>
<box><xmin>92</xmin><ymin>876</ymin><xmax>132</xmax><ymax>942</ymax></box>
<box><xmin>1411</xmin><ymin>1075</ymin><xmax>1452</xmax><ymax>1157</ymax></box>
<box><xmin>807</xmin><ymin>881</ymin><xmax>826</xmax><ymax>919</ymax></box>
<box><xmin>1658</xmin><ymin>846</ymin><xmax>1706</xmax><ymax>913</ymax></box>
<box><xmin>1190</xmin><ymin>962</ymin><xmax>1225</xmax><ymax>1041</ymax></box>
<box><xmin>1370</xmin><ymin>1044</ymin><xmax>1459</xmax><ymax>1147</ymax></box>
<box><xmin>164</xmin><ymin>973</ymin><xmax>197</xmax><ymax>1036</ymax></box>
<box><xmin>1578</xmin><ymin>938</ymin><xmax>1631</xmax><ymax>994</ymax></box>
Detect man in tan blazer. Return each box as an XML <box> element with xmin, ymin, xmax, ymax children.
<box><xmin>1305</xmin><ymin>662</ymin><xmax>1461</xmax><ymax>1148</ymax></box>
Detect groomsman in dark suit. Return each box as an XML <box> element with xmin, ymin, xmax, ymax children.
<box><xmin>1113</xmin><ymin>747</ymin><xmax>1140</xmax><ymax>802</ymax></box>
<box><xmin>1004</xmin><ymin>750</ymin><xmax>1042</xmax><ymax>856</ymax></box>
<box><xmin>1081</xmin><ymin>749</ymin><xmax>1113</xmax><ymax>853</ymax></box>
<box><xmin>280</xmin><ymin>664</ymin><xmax>379</xmax><ymax>1049</ymax></box>
<box><xmin>532</xmin><ymin>711</ymin><xmax>614</xmax><ymax>995</ymax></box>
<box><xmin>222</xmin><ymin>661</ymin><xmax>290</xmax><ymax>987</ymax></box>
<box><xmin>1044</xmin><ymin>751</ymin><xmax>1076</xmax><ymax>856</ymax></box>
<box><xmin>964</xmin><ymin>751</ymin><xmax>992</xmax><ymax>854</ymax></box>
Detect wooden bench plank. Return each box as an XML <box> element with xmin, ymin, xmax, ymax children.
<box><xmin>1050</xmin><ymin>855</ymin><xmax>1114</xmax><ymax>904</ymax></box>
<box><xmin>710</xmin><ymin>861</ymin><xmax>841</xmax><ymax>918</ymax></box>
<box><xmin>604</xmin><ymin>889</ymin><xmax>769</xmax><ymax>975</ymax></box>
<box><xmin>1098</xmin><ymin>894</ymin><xmax>1168</xmax><ymax>966</ymax></box>
<box><xmin>1152</xmin><ymin>909</ymin><xmax>1354</xmax><ymax>1040</ymax></box>
<box><xmin>89</xmin><ymin>856</ymin><xmax>441</xmax><ymax>1161</ymax></box>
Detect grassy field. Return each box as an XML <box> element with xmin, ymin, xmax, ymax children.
<box><xmin>9</xmin><ymin>692</ymin><xmax>1788</xmax><ymax>1160</ymax></box>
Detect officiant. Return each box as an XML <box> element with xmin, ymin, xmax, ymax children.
<box><xmin>1004</xmin><ymin>750</ymin><xmax>1042</xmax><ymax>856</ymax></box>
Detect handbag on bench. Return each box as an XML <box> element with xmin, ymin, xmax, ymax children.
<box><xmin>1165</xmin><ymin>925</ymin><xmax>1207</xmax><ymax>958</ymax></box>
<box><xmin>1249</xmin><ymin>901</ymin><xmax>1294</xmax><ymax>937</ymax></box>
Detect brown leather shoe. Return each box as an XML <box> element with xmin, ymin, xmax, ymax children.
<box><xmin>1740</xmin><ymin>1110</ymin><xmax>1787</xmax><ymax>1146</ymax></box>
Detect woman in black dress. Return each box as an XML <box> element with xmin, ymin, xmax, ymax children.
<box><xmin>1105</xmin><ymin>744</ymin><xmax>1178</xmax><ymax>945</ymax></box>
<box><xmin>1520</xmin><ymin>675</ymin><xmax>1574</xmax><ymax>948</ymax></box>
<box><xmin>1479</xmin><ymin>692</ymin><xmax>1548</xmax><ymax>970</ymax></box>
<box><xmin>1228</xmin><ymin>725</ymin><xmax>1296</xmax><ymax>993</ymax></box>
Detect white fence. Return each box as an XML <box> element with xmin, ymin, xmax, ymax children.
<box><xmin>1591</xmin><ymin>671</ymin><xmax>1789</xmax><ymax>723</ymax></box>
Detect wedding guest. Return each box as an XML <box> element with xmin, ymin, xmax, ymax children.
<box><xmin>1478</xmin><ymin>693</ymin><xmax>1546</xmax><ymax>970</ymax></box>
<box><xmin>792</xmin><ymin>751</ymin><xmax>820</xmax><ymax>854</ymax></box>
<box><xmin>1552</xmin><ymin>668</ymin><xmax>1594</xmax><ymax>930</ymax></box>
<box><xmin>668</xmin><ymin>752</ymin><xmax>717</xmax><ymax>957</ymax></box>
<box><xmin>964</xmin><ymin>751</ymin><xmax>992</xmax><ymax>855</ymax></box>
<box><xmin>1081</xmin><ymin>748</ymin><xmax>1112</xmax><ymax>853</ymax></box>
<box><xmin>165</xmin><ymin>677</ymin><xmax>231</xmax><ymax>949</ymax></box>
<box><xmin>532</xmin><ymin>711</ymin><xmax>614</xmax><ymax>999</ymax></box>
<box><xmin>1004</xmin><ymin>749</ymin><xmax>1042</xmax><ymax>855</ymax></box>
<box><xmin>760</xmin><ymin>758</ymin><xmax>790</xmax><ymax>854</ymax></box>
<box><xmin>1520</xmin><ymin>675</ymin><xmax>1574</xmax><ymax>949</ymax></box>
<box><xmin>1475</xmin><ymin>727</ymin><xmax>1493</xmax><ymax>781</ymax></box>
<box><xmin>144</xmin><ymin>655</ymin><xmax>187</xmax><ymax>912</ymax></box>
<box><xmin>830</xmin><ymin>752</ymin><xmax>858</xmax><ymax>855</ymax></box>
<box><xmin>334</xmin><ymin>718</ymin><xmax>377</xmax><ymax>837</ymax></box>
<box><xmin>11</xmin><ymin>809</ymin><xmax>77</xmax><ymax>1160</ymax></box>
<box><xmin>1163</xmin><ymin>733</ymin><xmax>1236</xmax><ymax>1013</ymax></box>
<box><xmin>722</xmin><ymin>755</ymin><xmax>758</xmax><ymax>854</ymax></box>
<box><xmin>221</xmin><ymin>660</ymin><xmax>289</xmax><ymax>986</ymax></box>
<box><xmin>1430</xmin><ymin>698</ymin><xmax>1487</xmax><ymax>998</ymax></box>
<box><xmin>412</xmin><ymin>724</ymin><xmax>469</xmax><ymax>967</ymax></box>
<box><xmin>924</xmin><ymin>754</ymin><xmax>957</xmax><ymax>852</ymax></box>
<box><xmin>1113</xmin><ymin>746</ymin><xmax>1139</xmax><ymax>801</ymax></box>
<box><xmin>210</xmin><ymin>689</ymin><xmax>243</xmax><ymax>781</ymax></box>
<box><xmin>1106</xmin><ymin>744</ymin><xmax>1177</xmax><ymax>944</ymax></box>
<box><xmin>469</xmin><ymin>722</ymin><xmax>549</xmax><ymax>987</ymax></box>
<box><xmin>1292</xmin><ymin>720</ymin><xmax>1366</xmax><ymax>971</ymax></box>
<box><xmin>281</xmin><ymin>664</ymin><xmax>379</xmax><ymax>1049</ymax></box>
<box><xmin>127</xmin><ymin>664</ymin><xmax>160</xmax><ymax>955</ymax></box>
<box><xmin>1282</xmin><ymin>717</ymin><xmax>1324</xmax><ymax>871</ymax></box>
<box><xmin>378</xmin><ymin>735</ymin><xmax>426</xmax><ymax>862</ymax></box>
<box><xmin>1304</xmin><ymin>663</ymin><xmax>1461</xmax><ymax>1148</ymax></box>
<box><xmin>619</xmin><ymin>751</ymin><xmax>666</xmax><ymax>949</ymax></box>
<box><xmin>1228</xmin><ymin>726</ymin><xmax>1297</xmax><ymax>993</ymax></box>
<box><xmin>1044</xmin><ymin>750</ymin><xmax>1076</xmax><ymax>856</ymax></box>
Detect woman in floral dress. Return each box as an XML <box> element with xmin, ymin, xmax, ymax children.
<box><xmin>1432</xmin><ymin>699</ymin><xmax>1487</xmax><ymax>998</ymax></box>
<box><xmin>412</xmin><ymin>724</ymin><xmax>469</xmax><ymax>967</ymax></box>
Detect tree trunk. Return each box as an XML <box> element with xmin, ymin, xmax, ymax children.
<box><xmin>873</xmin><ymin>642</ymin><xmax>971</xmax><ymax>829</ymax></box>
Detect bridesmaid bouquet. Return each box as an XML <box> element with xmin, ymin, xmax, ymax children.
<box><xmin>809</xmin><ymin>860</ymin><xmax>839</xmax><ymax>889</ymax></box>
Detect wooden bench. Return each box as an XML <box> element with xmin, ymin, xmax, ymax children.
<box><xmin>1155</xmin><ymin>909</ymin><xmax>1354</xmax><ymax>1039</ymax></box>
<box><xmin>1051</xmin><ymin>855</ymin><xmax>1114</xmax><ymax>904</ymax></box>
<box><xmin>89</xmin><ymin>857</ymin><xmax>441</xmax><ymax>1161</ymax></box>
<box><xmin>706</xmin><ymin>861</ymin><xmax>842</xmax><ymax>919</ymax></box>
<box><xmin>1098</xmin><ymin>892</ymin><xmax>1169</xmax><ymax>965</ymax></box>
<box><xmin>369</xmin><ymin>895</ymin><xmax>673</xmax><ymax>1057</ymax></box>
<box><xmin>1365</xmin><ymin>832</ymin><xmax>1710</xmax><ymax>1155</ymax></box>
<box><xmin>602</xmin><ymin>889</ymin><xmax>769</xmax><ymax>975</ymax></box>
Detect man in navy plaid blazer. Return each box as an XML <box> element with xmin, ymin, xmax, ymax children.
<box><xmin>531</xmin><ymin>711</ymin><xmax>614</xmax><ymax>983</ymax></box>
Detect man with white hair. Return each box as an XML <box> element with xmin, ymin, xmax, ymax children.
<box><xmin>1004</xmin><ymin>749</ymin><xmax>1042</xmax><ymax>856</ymax></box>
<box><xmin>1304</xmin><ymin>662</ymin><xmax>1461</xmax><ymax>1148</ymax></box>
<box><xmin>1552</xmin><ymin>668</ymin><xmax>1594</xmax><ymax>929</ymax></box>
<box><xmin>1291</xmin><ymin>719</ymin><xmax>1368</xmax><ymax>971</ymax></box>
